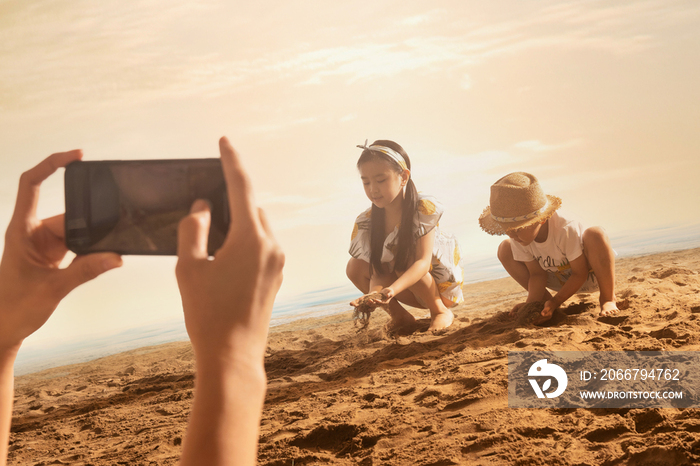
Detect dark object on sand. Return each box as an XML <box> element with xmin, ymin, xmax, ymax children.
<box><xmin>353</xmin><ymin>292</ymin><xmax>387</xmax><ymax>330</ymax></box>
<box><xmin>517</xmin><ymin>301</ymin><xmax>546</xmax><ymax>326</ymax></box>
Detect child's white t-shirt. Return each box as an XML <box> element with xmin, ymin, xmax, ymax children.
<box><xmin>511</xmin><ymin>210</ymin><xmax>586</xmax><ymax>279</ymax></box>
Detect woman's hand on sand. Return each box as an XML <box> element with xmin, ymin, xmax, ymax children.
<box><xmin>176</xmin><ymin>137</ymin><xmax>285</xmax><ymax>365</ymax></box>
<box><xmin>0</xmin><ymin>150</ymin><xmax>123</xmax><ymax>352</ymax></box>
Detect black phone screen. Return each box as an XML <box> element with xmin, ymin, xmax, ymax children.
<box><xmin>65</xmin><ymin>159</ymin><xmax>229</xmax><ymax>255</ymax></box>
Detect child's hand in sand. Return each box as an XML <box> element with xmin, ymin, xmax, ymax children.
<box><xmin>538</xmin><ymin>299</ymin><xmax>561</xmax><ymax>323</ymax></box>
<box><xmin>350</xmin><ymin>291</ymin><xmax>389</xmax><ymax>308</ymax></box>
<box><xmin>378</xmin><ymin>287</ymin><xmax>394</xmax><ymax>302</ymax></box>
<box><xmin>0</xmin><ymin>151</ymin><xmax>123</xmax><ymax>352</ymax></box>
<box><xmin>509</xmin><ymin>302</ymin><xmax>526</xmax><ymax>317</ymax></box>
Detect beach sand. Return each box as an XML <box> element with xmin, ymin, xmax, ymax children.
<box><xmin>9</xmin><ymin>248</ymin><xmax>700</xmax><ymax>465</ymax></box>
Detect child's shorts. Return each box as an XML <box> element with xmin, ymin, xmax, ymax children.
<box><xmin>545</xmin><ymin>270</ymin><xmax>599</xmax><ymax>294</ymax></box>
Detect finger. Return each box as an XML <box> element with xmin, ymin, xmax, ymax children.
<box><xmin>13</xmin><ymin>150</ymin><xmax>83</xmax><ymax>224</ymax></box>
<box><xmin>218</xmin><ymin>137</ymin><xmax>261</xmax><ymax>237</ymax></box>
<box><xmin>43</xmin><ymin>214</ymin><xmax>65</xmax><ymax>239</ymax></box>
<box><xmin>177</xmin><ymin>199</ymin><xmax>212</xmax><ymax>262</ymax></box>
<box><xmin>257</xmin><ymin>207</ymin><xmax>277</xmax><ymax>241</ymax></box>
<box><xmin>58</xmin><ymin>252</ymin><xmax>122</xmax><ymax>297</ymax></box>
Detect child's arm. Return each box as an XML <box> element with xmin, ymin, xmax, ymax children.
<box><xmin>524</xmin><ymin>259</ymin><xmax>549</xmax><ymax>303</ymax></box>
<box><xmin>382</xmin><ymin>229</ymin><xmax>435</xmax><ymax>298</ymax></box>
<box><xmin>541</xmin><ymin>254</ymin><xmax>589</xmax><ymax>319</ymax></box>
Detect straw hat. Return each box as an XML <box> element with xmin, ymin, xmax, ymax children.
<box><xmin>478</xmin><ymin>172</ymin><xmax>562</xmax><ymax>235</ymax></box>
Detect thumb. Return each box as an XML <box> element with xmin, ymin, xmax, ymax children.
<box><xmin>58</xmin><ymin>253</ymin><xmax>123</xmax><ymax>297</ymax></box>
<box><xmin>177</xmin><ymin>199</ymin><xmax>212</xmax><ymax>262</ymax></box>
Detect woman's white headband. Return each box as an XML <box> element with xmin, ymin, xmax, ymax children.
<box><xmin>357</xmin><ymin>140</ymin><xmax>408</xmax><ymax>170</ymax></box>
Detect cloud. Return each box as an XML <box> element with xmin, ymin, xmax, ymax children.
<box><xmin>544</xmin><ymin>158</ymin><xmax>691</xmax><ymax>195</ymax></box>
<box><xmin>538</xmin><ymin>1</ymin><xmax>693</xmax><ymax>28</ymax></box>
<box><xmin>245</xmin><ymin>117</ymin><xmax>318</xmax><ymax>135</ymax></box>
<box><xmin>460</xmin><ymin>74</ymin><xmax>473</xmax><ymax>90</ymax></box>
<box><xmin>513</xmin><ymin>139</ymin><xmax>582</xmax><ymax>152</ymax></box>
<box><xmin>270</xmin><ymin>193</ymin><xmax>366</xmax><ymax>231</ymax></box>
<box><xmin>413</xmin><ymin>149</ymin><xmax>523</xmax><ymax>212</ymax></box>
<box><xmin>400</xmin><ymin>9</ymin><xmax>445</xmax><ymax>26</ymax></box>
<box><xmin>2</xmin><ymin>0</ymin><xmax>698</xmax><ymax>112</ymax></box>
<box><xmin>269</xmin><ymin>39</ymin><xmax>471</xmax><ymax>85</ymax></box>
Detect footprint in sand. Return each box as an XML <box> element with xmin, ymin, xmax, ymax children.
<box><xmin>583</xmin><ymin>424</ymin><xmax>631</xmax><ymax>443</ymax></box>
<box><xmin>626</xmin><ymin>446</ymin><xmax>692</xmax><ymax>465</ymax></box>
<box><xmin>651</xmin><ymin>267</ymin><xmax>695</xmax><ymax>280</ymax></box>
<box><xmin>288</xmin><ymin>423</ymin><xmax>375</xmax><ymax>456</ymax></box>
<box><xmin>630</xmin><ymin>409</ymin><xmax>666</xmax><ymax>434</ymax></box>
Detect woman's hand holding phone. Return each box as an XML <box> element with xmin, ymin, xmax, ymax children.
<box><xmin>0</xmin><ymin>150</ymin><xmax>123</xmax><ymax>466</ymax></box>
<box><xmin>176</xmin><ymin>136</ymin><xmax>285</xmax><ymax>371</ymax></box>
<box><xmin>0</xmin><ymin>150</ymin><xmax>123</xmax><ymax>353</ymax></box>
<box><xmin>176</xmin><ymin>137</ymin><xmax>285</xmax><ymax>466</ymax></box>
<box><xmin>0</xmin><ymin>138</ymin><xmax>284</xmax><ymax>466</ymax></box>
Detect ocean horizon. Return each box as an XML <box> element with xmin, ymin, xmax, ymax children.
<box><xmin>14</xmin><ymin>222</ymin><xmax>700</xmax><ymax>376</ymax></box>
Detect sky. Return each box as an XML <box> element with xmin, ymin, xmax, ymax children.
<box><xmin>1</xmin><ymin>0</ymin><xmax>699</xmax><ymax>350</ymax></box>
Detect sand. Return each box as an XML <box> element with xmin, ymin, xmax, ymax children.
<box><xmin>8</xmin><ymin>248</ymin><xmax>700</xmax><ymax>465</ymax></box>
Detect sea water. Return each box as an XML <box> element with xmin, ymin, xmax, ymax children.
<box><xmin>14</xmin><ymin>287</ymin><xmax>361</xmax><ymax>376</ymax></box>
<box><xmin>14</xmin><ymin>223</ymin><xmax>700</xmax><ymax>375</ymax></box>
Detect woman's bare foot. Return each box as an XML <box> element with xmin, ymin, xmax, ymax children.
<box><xmin>599</xmin><ymin>301</ymin><xmax>619</xmax><ymax>316</ymax></box>
<box><xmin>428</xmin><ymin>308</ymin><xmax>454</xmax><ymax>332</ymax></box>
<box><xmin>385</xmin><ymin>314</ymin><xmax>419</xmax><ymax>336</ymax></box>
<box><xmin>390</xmin><ymin>309</ymin><xmax>417</xmax><ymax>326</ymax></box>
<box><xmin>382</xmin><ymin>299</ymin><xmax>416</xmax><ymax>333</ymax></box>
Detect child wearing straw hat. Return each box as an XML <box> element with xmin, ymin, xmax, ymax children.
<box><xmin>479</xmin><ymin>172</ymin><xmax>619</xmax><ymax>324</ymax></box>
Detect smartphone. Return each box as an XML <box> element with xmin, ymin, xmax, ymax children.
<box><xmin>64</xmin><ymin>159</ymin><xmax>229</xmax><ymax>255</ymax></box>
